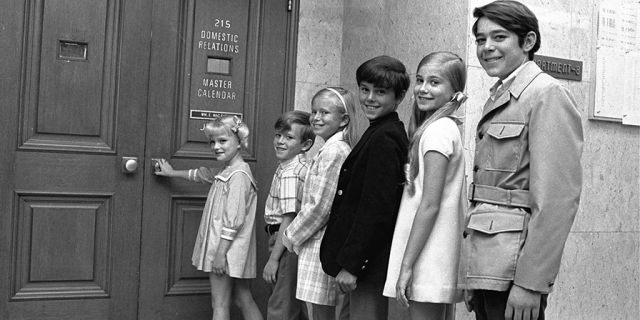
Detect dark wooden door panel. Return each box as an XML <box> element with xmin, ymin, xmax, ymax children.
<box><xmin>12</xmin><ymin>192</ymin><xmax>111</xmax><ymax>300</ymax></box>
<box><xmin>1</xmin><ymin>0</ymin><xmax>152</xmax><ymax>319</ymax></box>
<box><xmin>19</xmin><ymin>0</ymin><xmax>121</xmax><ymax>153</ymax></box>
<box><xmin>1</xmin><ymin>0</ymin><xmax>297</xmax><ymax>319</ymax></box>
<box><xmin>139</xmin><ymin>0</ymin><xmax>295</xmax><ymax>319</ymax></box>
<box><xmin>139</xmin><ymin>0</ymin><xmax>259</xmax><ymax>318</ymax></box>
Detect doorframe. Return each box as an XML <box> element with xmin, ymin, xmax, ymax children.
<box><xmin>283</xmin><ymin>0</ymin><xmax>300</xmax><ymax>114</ymax></box>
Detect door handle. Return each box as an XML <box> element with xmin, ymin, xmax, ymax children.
<box><xmin>122</xmin><ymin>156</ymin><xmax>139</xmax><ymax>173</ymax></box>
<box><xmin>151</xmin><ymin>158</ymin><xmax>161</xmax><ymax>173</ymax></box>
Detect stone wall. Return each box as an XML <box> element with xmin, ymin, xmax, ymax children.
<box><xmin>294</xmin><ymin>0</ymin><xmax>640</xmax><ymax>319</ymax></box>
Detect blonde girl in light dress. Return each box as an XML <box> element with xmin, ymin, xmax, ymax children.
<box><xmin>155</xmin><ymin>116</ymin><xmax>262</xmax><ymax>320</ymax></box>
<box><xmin>383</xmin><ymin>52</ymin><xmax>468</xmax><ymax>320</ymax></box>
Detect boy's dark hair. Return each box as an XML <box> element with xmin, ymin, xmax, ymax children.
<box><xmin>472</xmin><ymin>0</ymin><xmax>541</xmax><ymax>60</ymax></box>
<box><xmin>356</xmin><ymin>55</ymin><xmax>410</xmax><ymax>98</ymax></box>
<box><xmin>274</xmin><ymin>110</ymin><xmax>315</xmax><ymax>148</ymax></box>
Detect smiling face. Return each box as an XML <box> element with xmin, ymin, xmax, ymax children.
<box><xmin>414</xmin><ymin>63</ymin><xmax>455</xmax><ymax>113</ymax></box>
<box><xmin>273</xmin><ymin>123</ymin><xmax>310</xmax><ymax>161</ymax></box>
<box><xmin>358</xmin><ymin>81</ymin><xmax>404</xmax><ymax>121</ymax></box>
<box><xmin>206</xmin><ymin>127</ymin><xmax>241</xmax><ymax>163</ymax></box>
<box><xmin>310</xmin><ymin>97</ymin><xmax>348</xmax><ymax>141</ymax></box>
<box><xmin>475</xmin><ymin>17</ymin><xmax>532</xmax><ymax>80</ymax></box>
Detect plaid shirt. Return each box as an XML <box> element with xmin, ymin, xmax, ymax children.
<box><xmin>284</xmin><ymin>132</ymin><xmax>351</xmax><ymax>251</ymax></box>
<box><xmin>264</xmin><ymin>154</ymin><xmax>309</xmax><ymax>225</ymax></box>
<box><xmin>282</xmin><ymin>131</ymin><xmax>351</xmax><ymax>305</ymax></box>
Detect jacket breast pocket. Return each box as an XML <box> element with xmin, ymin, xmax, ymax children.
<box><xmin>466</xmin><ymin>206</ymin><xmax>528</xmax><ymax>281</ymax></box>
<box><xmin>486</xmin><ymin>122</ymin><xmax>525</xmax><ymax>173</ymax></box>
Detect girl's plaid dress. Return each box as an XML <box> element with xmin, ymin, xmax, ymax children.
<box><xmin>283</xmin><ymin>132</ymin><xmax>350</xmax><ymax>305</ymax></box>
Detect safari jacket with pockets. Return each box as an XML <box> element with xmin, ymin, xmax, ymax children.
<box><xmin>464</xmin><ymin>61</ymin><xmax>583</xmax><ymax>294</ymax></box>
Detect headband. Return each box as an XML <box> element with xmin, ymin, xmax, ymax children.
<box><xmin>325</xmin><ymin>87</ymin><xmax>348</xmax><ymax>115</ymax></box>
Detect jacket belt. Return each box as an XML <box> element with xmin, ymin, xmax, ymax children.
<box><xmin>469</xmin><ymin>183</ymin><xmax>531</xmax><ymax>209</ymax></box>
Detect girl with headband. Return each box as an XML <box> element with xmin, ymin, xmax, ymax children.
<box><xmin>282</xmin><ymin>87</ymin><xmax>357</xmax><ymax>320</ymax></box>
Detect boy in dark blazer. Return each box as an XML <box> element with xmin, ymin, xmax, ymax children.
<box><xmin>320</xmin><ymin>55</ymin><xmax>410</xmax><ymax>320</ymax></box>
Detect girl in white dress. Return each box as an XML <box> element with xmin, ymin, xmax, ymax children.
<box><xmin>383</xmin><ymin>51</ymin><xmax>467</xmax><ymax>320</ymax></box>
<box><xmin>155</xmin><ymin>116</ymin><xmax>262</xmax><ymax>320</ymax></box>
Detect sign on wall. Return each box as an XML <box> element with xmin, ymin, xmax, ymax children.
<box><xmin>533</xmin><ymin>55</ymin><xmax>582</xmax><ymax>81</ymax></box>
<box><xmin>591</xmin><ymin>0</ymin><xmax>640</xmax><ymax>126</ymax></box>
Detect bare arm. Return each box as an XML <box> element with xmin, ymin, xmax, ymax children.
<box><xmin>263</xmin><ymin>213</ymin><xmax>294</xmax><ymax>283</ymax></box>
<box><xmin>154</xmin><ymin>158</ymin><xmax>191</xmax><ymax>180</ymax></box>
<box><xmin>212</xmin><ymin>238</ymin><xmax>232</xmax><ymax>276</ymax></box>
<box><xmin>396</xmin><ymin>151</ymin><xmax>448</xmax><ymax>308</ymax></box>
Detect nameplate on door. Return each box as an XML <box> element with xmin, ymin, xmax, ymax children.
<box><xmin>189</xmin><ymin>110</ymin><xmax>243</xmax><ymax>120</ymax></box>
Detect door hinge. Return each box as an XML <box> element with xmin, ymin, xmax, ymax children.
<box><xmin>288</xmin><ymin>0</ymin><xmax>292</xmax><ymax>11</ymax></box>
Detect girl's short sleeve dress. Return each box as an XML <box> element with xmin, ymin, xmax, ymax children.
<box><xmin>191</xmin><ymin>162</ymin><xmax>258</xmax><ymax>279</ymax></box>
<box><xmin>383</xmin><ymin>117</ymin><xmax>466</xmax><ymax>303</ymax></box>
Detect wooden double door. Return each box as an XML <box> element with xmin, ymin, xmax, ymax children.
<box><xmin>0</xmin><ymin>0</ymin><xmax>298</xmax><ymax>319</ymax></box>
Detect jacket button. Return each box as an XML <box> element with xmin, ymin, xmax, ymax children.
<box><xmin>473</xmin><ymin>165</ymin><xmax>479</xmax><ymax>172</ymax></box>
<box><xmin>463</xmin><ymin>230</ymin><xmax>469</xmax><ymax>238</ymax></box>
<box><xmin>337</xmin><ymin>190</ymin><xmax>343</xmax><ymax>196</ymax></box>
<box><xmin>478</xmin><ymin>132</ymin><xmax>484</xmax><ymax>139</ymax></box>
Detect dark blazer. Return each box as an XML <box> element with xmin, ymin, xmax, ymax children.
<box><xmin>320</xmin><ymin>112</ymin><xmax>408</xmax><ymax>285</ymax></box>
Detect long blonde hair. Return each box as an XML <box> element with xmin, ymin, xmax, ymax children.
<box><xmin>311</xmin><ymin>87</ymin><xmax>360</xmax><ymax>147</ymax></box>
<box><xmin>406</xmin><ymin>52</ymin><xmax>467</xmax><ymax>195</ymax></box>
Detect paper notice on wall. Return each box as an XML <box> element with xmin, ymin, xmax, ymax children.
<box><xmin>594</xmin><ymin>47</ymin><xmax>627</xmax><ymax>119</ymax></box>
<box><xmin>593</xmin><ymin>0</ymin><xmax>640</xmax><ymax>125</ymax></box>
<box><xmin>621</xmin><ymin>52</ymin><xmax>640</xmax><ymax>126</ymax></box>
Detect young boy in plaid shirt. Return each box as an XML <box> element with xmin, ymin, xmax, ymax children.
<box><xmin>263</xmin><ymin>110</ymin><xmax>315</xmax><ymax>320</ymax></box>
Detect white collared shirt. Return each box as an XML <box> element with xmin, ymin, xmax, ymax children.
<box><xmin>490</xmin><ymin>60</ymin><xmax>531</xmax><ymax>101</ymax></box>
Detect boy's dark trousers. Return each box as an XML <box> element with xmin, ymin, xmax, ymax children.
<box><xmin>266</xmin><ymin>231</ymin><xmax>308</xmax><ymax>320</ymax></box>
<box><xmin>471</xmin><ymin>289</ymin><xmax>547</xmax><ymax>320</ymax></box>
<box><xmin>339</xmin><ymin>280</ymin><xmax>387</xmax><ymax>320</ymax></box>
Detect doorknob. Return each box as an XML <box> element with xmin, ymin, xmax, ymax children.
<box><xmin>122</xmin><ymin>156</ymin><xmax>139</xmax><ymax>173</ymax></box>
<box><xmin>151</xmin><ymin>158</ymin><xmax>161</xmax><ymax>173</ymax></box>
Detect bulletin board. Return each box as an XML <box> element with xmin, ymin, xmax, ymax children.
<box><xmin>590</xmin><ymin>0</ymin><xmax>640</xmax><ymax>126</ymax></box>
